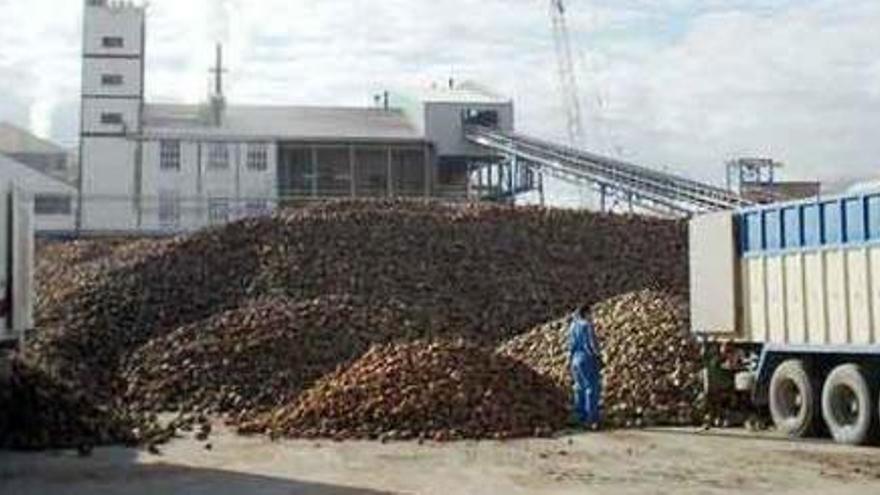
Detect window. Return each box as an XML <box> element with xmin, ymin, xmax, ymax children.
<box><xmin>208</xmin><ymin>198</ymin><xmax>230</xmax><ymax>224</ymax></box>
<box><xmin>102</xmin><ymin>36</ymin><xmax>124</xmax><ymax>48</ymax></box>
<box><xmin>158</xmin><ymin>193</ymin><xmax>181</xmax><ymax>229</ymax></box>
<box><xmin>34</xmin><ymin>194</ymin><xmax>72</xmax><ymax>215</ymax></box>
<box><xmin>462</xmin><ymin>109</ymin><xmax>500</xmax><ymax>128</ymax></box>
<box><xmin>101</xmin><ymin>74</ymin><xmax>124</xmax><ymax>86</ymax></box>
<box><xmin>160</xmin><ymin>140</ymin><xmax>181</xmax><ymax>171</ymax></box>
<box><xmin>247</xmin><ymin>143</ymin><xmax>269</xmax><ymax>171</ymax></box>
<box><xmin>208</xmin><ymin>143</ymin><xmax>229</xmax><ymax>170</ymax></box>
<box><xmin>100</xmin><ymin>113</ymin><xmax>124</xmax><ymax>125</ymax></box>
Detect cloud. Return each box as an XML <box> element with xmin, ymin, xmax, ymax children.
<box><xmin>0</xmin><ymin>0</ymin><xmax>877</xmax><ymax>188</ymax></box>
<box><xmin>582</xmin><ymin>0</ymin><xmax>880</xmax><ymax>184</ymax></box>
<box><xmin>0</xmin><ymin>0</ymin><xmax>80</xmax><ymax>144</ymax></box>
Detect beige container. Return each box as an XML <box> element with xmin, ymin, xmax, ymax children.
<box><xmin>691</xmin><ymin>198</ymin><xmax>880</xmax><ymax>347</ymax></box>
<box><xmin>740</xmin><ymin>246</ymin><xmax>880</xmax><ymax>345</ymax></box>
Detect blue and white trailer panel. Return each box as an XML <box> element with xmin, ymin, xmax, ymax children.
<box><xmin>691</xmin><ymin>190</ymin><xmax>880</xmax><ymax>346</ymax></box>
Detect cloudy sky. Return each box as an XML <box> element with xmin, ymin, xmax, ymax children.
<box><xmin>0</xmin><ymin>0</ymin><xmax>878</xmax><ymax>188</ymax></box>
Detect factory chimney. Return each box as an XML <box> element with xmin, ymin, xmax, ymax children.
<box><xmin>209</xmin><ymin>43</ymin><xmax>227</xmax><ymax>126</ymax></box>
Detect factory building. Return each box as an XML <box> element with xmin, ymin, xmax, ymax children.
<box><xmin>0</xmin><ymin>154</ymin><xmax>77</xmax><ymax>232</ymax></box>
<box><xmin>78</xmin><ymin>0</ymin><xmax>513</xmax><ymax>233</ymax></box>
<box><xmin>0</xmin><ymin>123</ymin><xmax>77</xmax><ymax>232</ymax></box>
<box><xmin>0</xmin><ymin>123</ymin><xmax>72</xmax><ymax>182</ymax></box>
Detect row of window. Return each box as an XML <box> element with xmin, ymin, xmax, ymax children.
<box><xmin>160</xmin><ymin>141</ymin><xmax>269</xmax><ymax>172</ymax></box>
<box><xmin>740</xmin><ymin>194</ymin><xmax>880</xmax><ymax>254</ymax></box>
<box><xmin>158</xmin><ymin>197</ymin><xmax>269</xmax><ymax>228</ymax></box>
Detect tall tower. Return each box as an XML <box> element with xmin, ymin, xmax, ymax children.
<box><xmin>79</xmin><ymin>0</ymin><xmax>146</xmax><ymax>230</ymax></box>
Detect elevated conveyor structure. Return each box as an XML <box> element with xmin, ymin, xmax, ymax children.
<box><xmin>466</xmin><ymin>126</ymin><xmax>754</xmax><ymax>217</ymax></box>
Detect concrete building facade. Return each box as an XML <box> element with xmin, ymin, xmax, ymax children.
<box><xmin>79</xmin><ymin>0</ymin><xmax>145</xmax><ymax>231</ymax></box>
<box><xmin>78</xmin><ymin>1</ymin><xmax>514</xmax><ymax>233</ymax></box>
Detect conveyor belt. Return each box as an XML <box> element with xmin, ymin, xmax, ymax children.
<box><xmin>466</xmin><ymin>126</ymin><xmax>754</xmax><ymax>216</ymax></box>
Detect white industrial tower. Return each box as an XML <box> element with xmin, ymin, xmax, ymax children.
<box><xmin>78</xmin><ymin>0</ymin><xmax>146</xmax><ymax>230</ymax></box>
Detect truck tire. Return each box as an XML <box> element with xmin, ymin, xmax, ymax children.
<box><xmin>769</xmin><ymin>359</ymin><xmax>817</xmax><ymax>438</ymax></box>
<box><xmin>822</xmin><ymin>364</ymin><xmax>875</xmax><ymax>445</ymax></box>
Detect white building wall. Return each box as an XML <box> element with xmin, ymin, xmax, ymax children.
<box><xmin>79</xmin><ymin>0</ymin><xmax>145</xmax><ymax>231</ymax></box>
<box><xmin>203</xmin><ymin>142</ymin><xmax>238</xmax><ymax>199</ymax></box>
<box><xmin>80</xmin><ymin>138</ymin><xmax>138</xmax><ymax>231</ymax></box>
<box><xmin>139</xmin><ymin>139</ymin><xmax>277</xmax><ymax>232</ymax></box>
<box><xmin>83</xmin><ymin>3</ymin><xmax>145</xmax><ymax>57</ymax></box>
<box><xmin>81</xmin><ymin>99</ymin><xmax>141</xmax><ymax>135</ymax></box>
<box><xmin>239</xmin><ymin>143</ymin><xmax>277</xmax><ymax>199</ymax></box>
<box><xmin>81</xmin><ymin>138</ymin><xmax>136</xmax><ymax>196</ymax></box>
<box><xmin>82</xmin><ymin>58</ymin><xmax>143</xmax><ymax>97</ymax></box>
<box><xmin>424</xmin><ymin>101</ymin><xmax>514</xmax><ymax>157</ymax></box>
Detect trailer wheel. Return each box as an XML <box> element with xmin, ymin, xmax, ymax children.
<box><xmin>822</xmin><ymin>364</ymin><xmax>875</xmax><ymax>445</ymax></box>
<box><xmin>769</xmin><ymin>359</ymin><xmax>817</xmax><ymax>438</ymax></box>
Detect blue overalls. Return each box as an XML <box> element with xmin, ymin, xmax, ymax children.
<box><xmin>570</xmin><ymin>311</ymin><xmax>601</xmax><ymax>427</ymax></box>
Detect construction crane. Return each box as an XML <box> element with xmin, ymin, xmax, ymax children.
<box><xmin>550</xmin><ymin>0</ymin><xmax>585</xmax><ymax>147</ymax></box>
<box><xmin>465</xmin><ymin>0</ymin><xmax>756</xmax><ymax>215</ymax></box>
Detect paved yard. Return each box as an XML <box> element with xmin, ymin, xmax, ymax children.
<box><xmin>2</xmin><ymin>426</ymin><xmax>880</xmax><ymax>494</ymax></box>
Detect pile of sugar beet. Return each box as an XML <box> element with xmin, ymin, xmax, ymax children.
<box><xmin>0</xmin><ymin>200</ymin><xmax>710</xmax><ymax>450</ymax></box>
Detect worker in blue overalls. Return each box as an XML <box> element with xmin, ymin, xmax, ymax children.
<box><xmin>570</xmin><ymin>306</ymin><xmax>602</xmax><ymax>428</ymax></box>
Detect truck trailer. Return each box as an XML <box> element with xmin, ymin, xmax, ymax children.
<box><xmin>691</xmin><ymin>189</ymin><xmax>880</xmax><ymax>445</ymax></box>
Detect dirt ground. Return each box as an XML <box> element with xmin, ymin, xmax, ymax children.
<box><xmin>2</xmin><ymin>426</ymin><xmax>880</xmax><ymax>495</ymax></box>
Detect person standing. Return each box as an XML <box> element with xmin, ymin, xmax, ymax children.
<box><xmin>570</xmin><ymin>306</ymin><xmax>602</xmax><ymax>428</ymax></box>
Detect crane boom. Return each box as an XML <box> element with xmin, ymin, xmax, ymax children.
<box><xmin>550</xmin><ymin>0</ymin><xmax>585</xmax><ymax>147</ymax></box>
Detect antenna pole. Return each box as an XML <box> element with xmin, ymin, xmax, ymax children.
<box><xmin>210</xmin><ymin>43</ymin><xmax>226</xmax><ymax>97</ymax></box>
